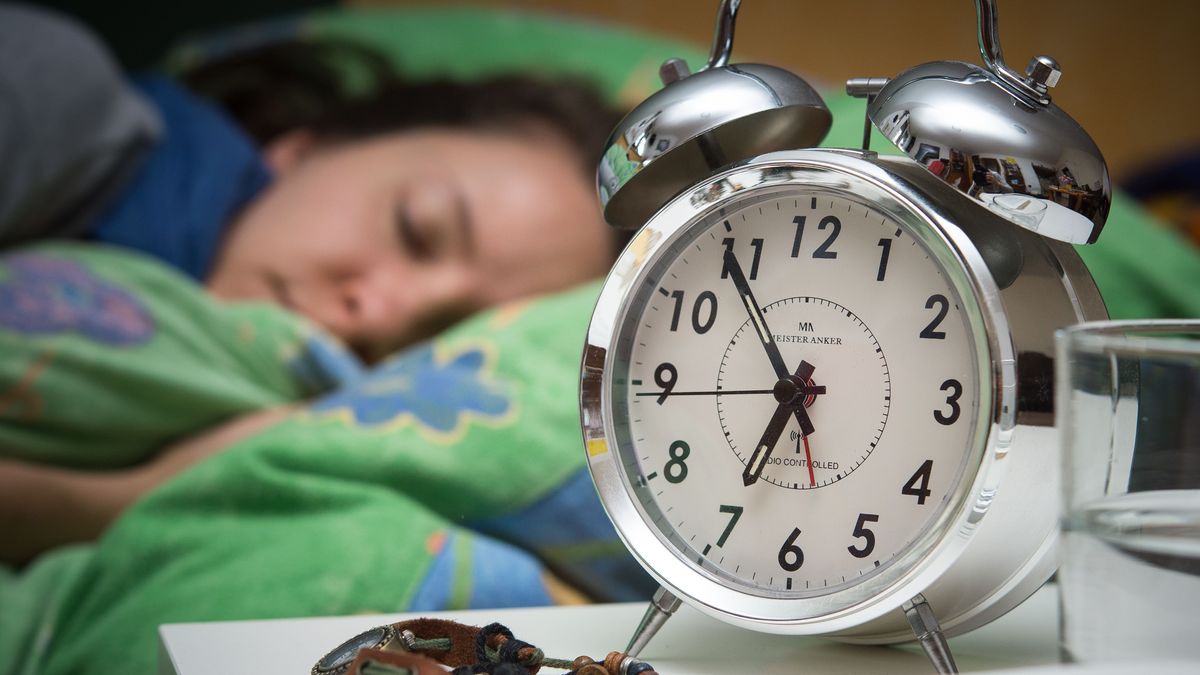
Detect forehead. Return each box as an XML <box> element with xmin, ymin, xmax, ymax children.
<box><xmin>372</xmin><ymin>129</ymin><xmax>611</xmax><ymax>296</ymax></box>
<box><xmin>436</xmin><ymin>131</ymin><xmax>602</xmax><ymax>229</ymax></box>
<box><xmin>462</xmin><ymin>137</ymin><xmax>610</xmax><ymax>290</ymax></box>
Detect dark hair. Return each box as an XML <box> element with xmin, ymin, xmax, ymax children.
<box><xmin>180</xmin><ymin>39</ymin><xmax>634</xmax><ymax>256</ymax></box>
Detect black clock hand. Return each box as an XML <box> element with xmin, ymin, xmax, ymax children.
<box><xmin>742</xmin><ymin>400</ymin><xmax>793</xmax><ymax>487</ymax></box>
<box><xmin>743</xmin><ymin>360</ymin><xmax>820</xmax><ymax>486</ymax></box>
<box><xmin>634</xmin><ymin>385</ymin><xmax>825</xmax><ymax>398</ymax></box>
<box><xmin>790</xmin><ymin>360</ymin><xmax>817</xmax><ymax>438</ymax></box>
<box><xmin>724</xmin><ymin>249</ymin><xmax>821</xmax><ymax>437</ymax></box>
<box><xmin>636</xmin><ymin>389</ymin><xmax>773</xmax><ymax>397</ymax></box>
<box><xmin>723</xmin><ymin>247</ymin><xmax>788</xmax><ymax>379</ymax></box>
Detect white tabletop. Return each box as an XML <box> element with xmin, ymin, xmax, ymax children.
<box><xmin>159</xmin><ymin>584</ymin><xmax>1064</xmax><ymax>675</ymax></box>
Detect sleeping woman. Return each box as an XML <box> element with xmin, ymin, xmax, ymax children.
<box><xmin>0</xmin><ymin>6</ymin><xmax>629</xmax><ymax>567</ymax></box>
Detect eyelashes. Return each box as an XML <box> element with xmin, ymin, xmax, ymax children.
<box><xmin>394</xmin><ymin>184</ymin><xmax>470</xmax><ymax>262</ymax></box>
<box><xmin>395</xmin><ymin>206</ymin><xmax>433</xmax><ymax>260</ymax></box>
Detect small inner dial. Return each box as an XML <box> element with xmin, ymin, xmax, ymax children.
<box><xmin>716</xmin><ymin>296</ymin><xmax>890</xmax><ymax>489</ymax></box>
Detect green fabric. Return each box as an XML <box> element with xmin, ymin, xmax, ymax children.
<box><xmin>0</xmin><ymin>243</ymin><xmax>615</xmax><ymax>675</ymax></box>
<box><xmin>0</xmin><ymin>243</ymin><xmax>325</xmax><ymax>469</ymax></box>
<box><xmin>0</xmin><ymin>546</ymin><xmax>91</xmax><ymax>675</ymax></box>
<box><xmin>165</xmin><ymin>7</ymin><xmax>705</xmax><ymax>108</ymax></box>
<box><xmin>1074</xmin><ymin>196</ymin><xmax>1200</xmax><ymax>319</ymax></box>
<box><xmin>310</xmin><ymin>7</ymin><xmax>699</xmax><ymax>100</ymax></box>
<box><xmin>33</xmin><ymin>285</ymin><xmax>601</xmax><ymax>675</ymax></box>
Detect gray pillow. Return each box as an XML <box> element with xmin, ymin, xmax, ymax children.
<box><xmin>0</xmin><ymin>3</ymin><xmax>161</xmax><ymax>246</ymax></box>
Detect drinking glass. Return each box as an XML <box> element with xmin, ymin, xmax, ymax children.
<box><xmin>1056</xmin><ymin>320</ymin><xmax>1200</xmax><ymax>664</ymax></box>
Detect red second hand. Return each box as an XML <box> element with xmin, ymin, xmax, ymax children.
<box><xmin>801</xmin><ymin>433</ymin><xmax>815</xmax><ymax>486</ymax></box>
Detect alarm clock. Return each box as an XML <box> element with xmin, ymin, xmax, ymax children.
<box><xmin>580</xmin><ymin>1</ymin><xmax>1109</xmax><ymax>672</ymax></box>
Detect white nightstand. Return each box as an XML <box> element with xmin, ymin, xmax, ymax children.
<box><xmin>160</xmin><ymin>583</ymin><xmax>1065</xmax><ymax>674</ymax></box>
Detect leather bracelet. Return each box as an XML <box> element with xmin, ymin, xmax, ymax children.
<box><xmin>314</xmin><ymin>618</ymin><xmax>660</xmax><ymax>675</ymax></box>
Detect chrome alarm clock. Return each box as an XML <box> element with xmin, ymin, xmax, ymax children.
<box><xmin>580</xmin><ymin>1</ymin><xmax>1109</xmax><ymax>672</ymax></box>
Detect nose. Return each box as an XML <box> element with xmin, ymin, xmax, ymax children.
<box><xmin>335</xmin><ymin>271</ymin><xmax>408</xmax><ymax>345</ymax></box>
<box><xmin>329</xmin><ymin>267</ymin><xmax>472</xmax><ymax>359</ymax></box>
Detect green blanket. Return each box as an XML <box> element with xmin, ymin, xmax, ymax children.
<box><xmin>0</xmin><ymin>244</ymin><xmax>338</xmax><ymax>470</ymax></box>
<box><xmin>0</xmin><ymin>244</ymin><xmax>650</xmax><ymax>675</ymax></box>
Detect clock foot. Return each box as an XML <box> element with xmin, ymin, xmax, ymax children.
<box><xmin>625</xmin><ymin>586</ymin><xmax>681</xmax><ymax>658</ymax></box>
<box><xmin>903</xmin><ymin>593</ymin><xmax>959</xmax><ymax>674</ymax></box>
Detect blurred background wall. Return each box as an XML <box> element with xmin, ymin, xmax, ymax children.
<box><xmin>31</xmin><ymin>0</ymin><xmax>1197</xmax><ymax>180</ymax></box>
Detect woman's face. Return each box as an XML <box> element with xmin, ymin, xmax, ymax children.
<box><xmin>206</xmin><ymin>128</ymin><xmax>613</xmax><ymax>361</ymax></box>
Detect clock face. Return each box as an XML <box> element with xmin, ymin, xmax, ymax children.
<box><xmin>606</xmin><ymin>186</ymin><xmax>984</xmax><ymax>600</ymax></box>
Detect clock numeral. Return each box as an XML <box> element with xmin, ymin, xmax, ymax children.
<box><xmin>716</xmin><ymin>504</ymin><xmax>743</xmax><ymax>547</ymax></box>
<box><xmin>847</xmin><ymin>513</ymin><xmax>880</xmax><ymax>559</ymax></box>
<box><xmin>668</xmin><ymin>290</ymin><xmax>719</xmax><ymax>334</ymax></box>
<box><xmin>721</xmin><ymin>237</ymin><xmax>763</xmax><ymax>281</ymax></box>
<box><xmin>790</xmin><ymin>215</ymin><xmax>840</xmax><ymax>259</ymax></box>
<box><xmin>691</xmin><ymin>291</ymin><xmax>718</xmax><ymax>333</ymax></box>
<box><xmin>876</xmin><ymin>238</ymin><xmax>892</xmax><ymax>282</ymax></box>
<box><xmin>902</xmin><ymin>459</ymin><xmax>934</xmax><ymax>505</ymax></box>
<box><xmin>652</xmin><ymin>362</ymin><xmax>677</xmax><ymax>405</ymax></box>
<box><xmin>790</xmin><ymin>216</ymin><xmax>806</xmax><ymax>257</ymax></box>
<box><xmin>777</xmin><ymin>527</ymin><xmax>805</xmax><ymax>572</ymax></box>
<box><xmin>668</xmin><ymin>290</ymin><xmax>685</xmax><ymax>331</ymax></box>
<box><xmin>934</xmin><ymin>378</ymin><xmax>963</xmax><ymax>425</ymax></box>
<box><xmin>919</xmin><ymin>294</ymin><xmax>950</xmax><ymax>340</ymax></box>
<box><xmin>813</xmin><ymin>216</ymin><xmax>840</xmax><ymax>259</ymax></box>
<box><xmin>664</xmin><ymin>440</ymin><xmax>690</xmax><ymax>484</ymax></box>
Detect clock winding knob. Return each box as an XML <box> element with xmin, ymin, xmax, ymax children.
<box><xmin>658</xmin><ymin>58</ymin><xmax>691</xmax><ymax>85</ymax></box>
<box><xmin>862</xmin><ymin>0</ymin><xmax>1109</xmax><ymax>245</ymax></box>
<box><xmin>1024</xmin><ymin>55</ymin><xmax>1061</xmax><ymax>90</ymax></box>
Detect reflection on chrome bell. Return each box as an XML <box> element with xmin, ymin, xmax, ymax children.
<box><xmin>859</xmin><ymin>0</ymin><xmax>1110</xmax><ymax>244</ymax></box>
<box><xmin>597</xmin><ymin>0</ymin><xmax>831</xmax><ymax>230</ymax></box>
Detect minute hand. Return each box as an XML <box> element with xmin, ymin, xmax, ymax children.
<box><xmin>723</xmin><ymin>249</ymin><xmax>816</xmax><ymax>437</ymax></box>
<box><xmin>723</xmin><ymin>248</ymin><xmax>788</xmax><ymax>379</ymax></box>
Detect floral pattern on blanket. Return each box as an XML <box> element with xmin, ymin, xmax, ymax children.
<box><xmin>0</xmin><ymin>254</ymin><xmax>154</xmax><ymax>346</ymax></box>
<box><xmin>309</xmin><ymin>341</ymin><xmax>515</xmax><ymax>441</ymax></box>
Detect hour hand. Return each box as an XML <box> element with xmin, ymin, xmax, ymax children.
<box><xmin>744</xmin><ymin>360</ymin><xmax>822</xmax><ymax>486</ymax></box>
<box><xmin>724</xmin><ymin>248</ymin><xmax>788</xmax><ymax>379</ymax></box>
<box><xmin>742</xmin><ymin>401</ymin><xmax>793</xmax><ymax>487</ymax></box>
<box><xmin>790</xmin><ymin>360</ymin><xmax>817</xmax><ymax>437</ymax></box>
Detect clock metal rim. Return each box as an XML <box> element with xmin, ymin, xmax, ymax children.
<box><xmin>581</xmin><ymin>149</ymin><xmax>1019</xmax><ymax>635</ymax></box>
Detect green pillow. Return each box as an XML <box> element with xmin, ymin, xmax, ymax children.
<box><xmin>168</xmin><ymin>7</ymin><xmax>706</xmax><ymax>108</ymax></box>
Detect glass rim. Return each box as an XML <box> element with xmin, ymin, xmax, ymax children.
<box><xmin>1057</xmin><ymin>319</ymin><xmax>1200</xmax><ymax>357</ymax></box>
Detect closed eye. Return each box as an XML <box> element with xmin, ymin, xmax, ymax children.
<box><xmin>395</xmin><ymin>207</ymin><xmax>433</xmax><ymax>259</ymax></box>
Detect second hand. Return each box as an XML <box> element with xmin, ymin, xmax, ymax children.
<box><xmin>799</xmin><ymin>432</ymin><xmax>816</xmax><ymax>487</ymax></box>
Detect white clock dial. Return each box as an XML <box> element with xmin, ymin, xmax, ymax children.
<box><xmin>613</xmin><ymin>189</ymin><xmax>980</xmax><ymax>597</ymax></box>
<box><xmin>716</xmin><ymin>295</ymin><xmax>890</xmax><ymax>490</ymax></box>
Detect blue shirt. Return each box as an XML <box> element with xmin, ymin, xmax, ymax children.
<box><xmin>87</xmin><ymin>76</ymin><xmax>272</xmax><ymax>281</ymax></box>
